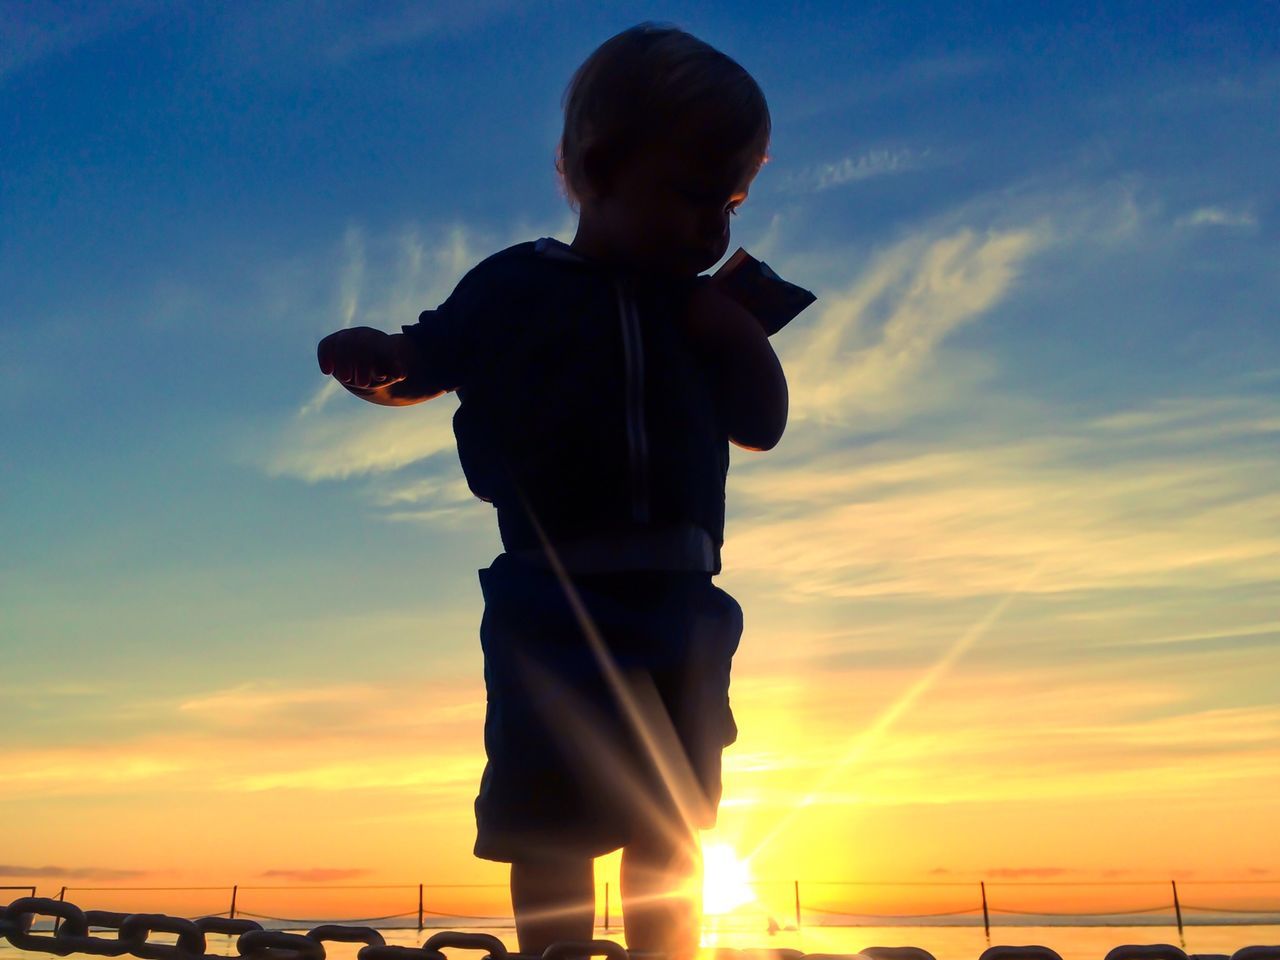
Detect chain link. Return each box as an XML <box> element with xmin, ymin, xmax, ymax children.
<box><xmin>978</xmin><ymin>948</ymin><xmax>1065</xmax><ymax>960</ymax></box>
<box><xmin>238</xmin><ymin>929</ymin><xmax>329</xmax><ymax>960</ymax></box>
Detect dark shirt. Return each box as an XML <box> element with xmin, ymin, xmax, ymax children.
<box><xmin>400</xmin><ymin>237</ymin><xmax>730</xmax><ymax>573</ymax></box>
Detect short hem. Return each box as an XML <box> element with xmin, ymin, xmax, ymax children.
<box><xmin>472</xmin><ymin>557</ymin><xmax>741</xmax><ymax>865</ymax></box>
<box><xmin>473</xmin><ymin>833</ymin><xmax>626</xmax><ymax>864</ymax></box>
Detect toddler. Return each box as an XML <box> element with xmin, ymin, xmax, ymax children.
<box><xmin>317</xmin><ymin>23</ymin><xmax>807</xmax><ymax>960</ymax></box>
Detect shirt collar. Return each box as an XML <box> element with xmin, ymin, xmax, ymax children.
<box><xmin>533</xmin><ymin>236</ymin><xmax>587</xmax><ymax>263</ymax></box>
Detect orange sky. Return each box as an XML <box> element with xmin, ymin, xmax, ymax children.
<box><xmin>5</xmin><ymin>625</ymin><xmax>1279</xmax><ymax>922</ymax></box>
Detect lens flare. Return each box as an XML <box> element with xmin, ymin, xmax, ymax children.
<box><xmin>701</xmin><ymin>842</ymin><xmax>756</xmax><ymax>915</ymax></box>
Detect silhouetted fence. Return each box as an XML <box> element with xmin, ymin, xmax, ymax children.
<box><xmin>9</xmin><ymin>879</ymin><xmax>1277</xmax><ymax>937</ymax></box>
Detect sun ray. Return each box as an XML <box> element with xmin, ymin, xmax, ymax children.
<box><xmin>745</xmin><ymin>558</ymin><xmax>1046</xmax><ymax>861</ymax></box>
<box><xmin>517</xmin><ymin>491</ymin><xmax>709</xmax><ymax>859</ymax></box>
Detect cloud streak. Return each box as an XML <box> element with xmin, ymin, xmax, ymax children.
<box><xmin>780</xmin><ymin>224</ymin><xmax>1046</xmax><ymax>426</ymax></box>
<box><xmin>257</xmin><ymin>868</ymin><xmax>371</xmax><ymax>882</ymax></box>
<box><xmin>0</xmin><ymin>679</ymin><xmax>486</xmax><ymax>801</ymax></box>
<box><xmin>271</xmin><ymin>217</ymin><xmax>572</xmax><ymax>487</ymax></box>
<box><xmin>725</xmin><ymin>391</ymin><xmax>1280</xmax><ymax>601</ymax></box>
<box><xmin>0</xmin><ymin>864</ymin><xmax>150</xmax><ymax>881</ymax></box>
<box><xmin>0</xmin><ymin>3</ymin><xmax>158</xmax><ymax>83</ymax></box>
<box><xmin>725</xmin><ymin>666</ymin><xmax>1280</xmax><ymax>809</ymax></box>
<box><xmin>1176</xmin><ymin>206</ymin><xmax>1257</xmax><ymax>229</ymax></box>
<box><xmin>784</xmin><ymin>148</ymin><xmax>929</xmax><ymax>193</ymax></box>
<box><xmin>265</xmin><ymin>406</ymin><xmax>458</xmax><ymax>482</ymax></box>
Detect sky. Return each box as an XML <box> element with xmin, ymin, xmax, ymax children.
<box><xmin>2</xmin><ymin>0</ymin><xmax>1279</xmax><ymax>926</ymax></box>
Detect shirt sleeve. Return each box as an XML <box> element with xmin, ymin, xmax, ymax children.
<box><xmin>399</xmin><ymin>275</ymin><xmax>480</xmax><ymax>395</ymax></box>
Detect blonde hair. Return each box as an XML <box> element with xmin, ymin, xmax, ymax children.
<box><xmin>556</xmin><ymin>22</ymin><xmax>771</xmax><ymax>208</ymax></box>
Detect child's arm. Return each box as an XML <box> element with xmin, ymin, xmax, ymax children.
<box><xmin>684</xmin><ymin>282</ymin><xmax>789</xmax><ymax>451</ymax></box>
<box><xmin>316</xmin><ymin>327</ymin><xmax>444</xmax><ymax>406</ymax></box>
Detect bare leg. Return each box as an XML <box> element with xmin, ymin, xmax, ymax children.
<box><xmin>621</xmin><ymin>832</ymin><xmax>701</xmax><ymax>960</ymax></box>
<box><xmin>511</xmin><ymin>857</ymin><xmax>596</xmax><ymax>955</ymax></box>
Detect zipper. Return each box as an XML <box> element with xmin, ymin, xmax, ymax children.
<box><xmin>614</xmin><ymin>278</ymin><xmax>651</xmax><ymax>523</ymax></box>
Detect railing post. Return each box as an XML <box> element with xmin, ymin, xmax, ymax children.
<box><xmin>604</xmin><ymin>881</ymin><xmax>610</xmax><ymax>932</ymax></box>
<box><xmin>981</xmin><ymin>881</ymin><xmax>991</xmax><ymax>944</ymax></box>
<box><xmin>418</xmin><ymin>884</ymin><xmax>425</xmax><ymax>933</ymax></box>
<box><xmin>229</xmin><ymin>884</ymin><xmax>238</xmax><ymax>920</ymax></box>
<box><xmin>794</xmin><ymin>880</ymin><xmax>802</xmax><ymax>930</ymax></box>
<box><xmin>53</xmin><ymin>886</ymin><xmax>67</xmax><ymax>934</ymax></box>
<box><xmin>1172</xmin><ymin>880</ymin><xmax>1185</xmax><ymax>947</ymax></box>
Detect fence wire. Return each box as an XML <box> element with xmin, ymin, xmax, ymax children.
<box><xmin>3</xmin><ymin>879</ymin><xmax>1276</xmax><ymax>931</ymax></box>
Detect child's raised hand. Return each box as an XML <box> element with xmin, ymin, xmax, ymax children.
<box><xmin>683</xmin><ymin>279</ymin><xmax>788</xmax><ymax>451</ymax></box>
<box><xmin>316</xmin><ymin>327</ymin><xmax>410</xmax><ymax>389</ymax></box>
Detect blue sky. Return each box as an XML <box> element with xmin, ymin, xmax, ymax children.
<box><xmin>3</xmin><ymin>1</ymin><xmax>1279</xmax><ymax>892</ymax></box>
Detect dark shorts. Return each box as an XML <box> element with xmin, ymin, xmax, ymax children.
<box><xmin>473</xmin><ymin>552</ymin><xmax>744</xmax><ymax>863</ymax></box>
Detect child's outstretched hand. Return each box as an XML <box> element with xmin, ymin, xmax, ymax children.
<box><xmin>316</xmin><ymin>327</ymin><xmax>412</xmax><ymax>389</ymax></box>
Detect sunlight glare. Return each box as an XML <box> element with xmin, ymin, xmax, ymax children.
<box><xmin>701</xmin><ymin>842</ymin><xmax>756</xmax><ymax>915</ymax></box>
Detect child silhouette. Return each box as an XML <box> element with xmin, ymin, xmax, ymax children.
<box><xmin>317</xmin><ymin>23</ymin><xmax>809</xmax><ymax>960</ymax></box>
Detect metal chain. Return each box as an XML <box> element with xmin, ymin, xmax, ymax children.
<box><xmin>0</xmin><ymin>898</ymin><xmax>653</xmax><ymax>960</ymax></box>
<box><xmin>7</xmin><ymin>895</ymin><xmax>1280</xmax><ymax>960</ymax></box>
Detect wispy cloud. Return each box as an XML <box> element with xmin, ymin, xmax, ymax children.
<box><xmin>0</xmin><ymin>864</ymin><xmax>150</xmax><ymax>881</ymax></box>
<box><xmin>0</xmin><ymin>2</ymin><xmax>158</xmax><ymax>83</ymax></box>
<box><xmin>257</xmin><ymin>868</ymin><xmax>371</xmax><ymax>881</ymax></box>
<box><xmin>374</xmin><ymin>479</ymin><xmax>483</xmax><ymax>527</ymax></box>
<box><xmin>271</xmin><ymin>217</ymin><xmax>573</xmax><ymax>485</ymax></box>
<box><xmin>265</xmin><ymin>406</ymin><xmax>458</xmax><ymax>482</ymax></box>
<box><xmin>369</xmin><ymin>475</ymin><xmax>475</xmax><ymax>508</ymax></box>
<box><xmin>724</xmin><ymin>391</ymin><xmax>1280</xmax><ymax>601</ymax></box>
<box><xmin>792</xmin><ymin>52</ymin><xmax>997</xmax><ymax>119</ymax></box>
<box><xmin>176</xmin><ymin>679</ymin><xmax>483</xmax><ymax>737</ymax></box>
<box><xmin>267</xmin><ymin>222</ymin><xmax>473</xmax><ymax>480</ymax></box>
<box><xmin>213</xmin><ymin>1</ymin><xmax>523</xmax><ymax>77</ymax></box>
<box><xmin>718</xmin><ymin>178</ymin><xmax>1275</xmax><ymax>604</ymax></box>
<box><xmin>1</xmin><ymin>747</ymin><xmax>189</xmax><ymax>796</ymax></box>
<box><xmin>781</xmin><ymin>223</ymin><xmax>1046</xmax><ymax>424</ymax></box>
<box><xmin>1088</xmin><ymin>394</ymin><xmax>1280</xmax><ymax>443</ymax></box>
<box><xmin>783</xmin><ymin>147</ymin><xmax>928</xmax><ymax>193</ymax></box>
<box><xmin>296</xmin><ymin>223</ymin><xmax>483</xmax><ymax>420</ymax></box>
<box><xmin>297</xmin><ymin>227</ymin><xmax>369</xmax><ymax>418</ymax></box>
<box><xmin>1094</xmin><ymin>621</ymin><xmax>1280</xmax><ymax>653</ymax></box>
<box><xmin>323</xmin><ymin>1</ymin><xmax>520</xmax><ymax>63</ymax></box>
<box><xmin>178</xmin><ymin>682</ymin><xmax>388</xmax><ymax>727</ymax></box>
<box><xmin>1176</xmin><ymin>206</ymin><xmax>1258</xmax><ymax>229</ymax></box>
<box><xmin>985</xmin><ymin>867</ymin><xmax>1072</xmax><ymax>879</ymax></box>
<box><xmin>0</xmin><ymin>679</ymin><xmax>486</xmax><ymax>800</ymax></box>
<box><xmin>726</xmin><ymin>666</ymin><xmax>1280</xmax><ymax>807</ymax></box>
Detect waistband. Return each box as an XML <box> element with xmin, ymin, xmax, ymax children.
<box><xmin>505</xmin><ymin>523</ymin><xmax>717</xmax><ymax>574</ymax></box>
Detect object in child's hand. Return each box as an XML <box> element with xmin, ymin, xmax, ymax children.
<box><xmin>712</xmin><ymin>248</ymin><xmax>817</xmax><ymax>336</ymax></box>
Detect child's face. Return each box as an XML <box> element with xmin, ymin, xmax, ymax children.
<box><xmin>592</xmin><ymin>130</ymin><xmax>760</xmax><ymax>276</ymax></box>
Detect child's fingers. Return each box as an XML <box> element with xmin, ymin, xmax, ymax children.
<box><xmin>359</xmin><ymin>365</ymin><xmax>389</xmax><ymax>388</ymax></box>
<box><xmin>347</xmin><ymin>362</ymin><xmax>404</xmax><ymax>389</ymax></box>
<box><xmin>316</xmin><ymin>328</ymin><xmax>405</xmax><ymax>388</ymax></box>
<box><xmin>317</xmin><ymin>333</ymin><xmax>337</xmax><ymax>375</ymax></box>
<box><xmin>385</xmin><ymin>351</ymin><xmax>408</xmax><ymax>383</ymax></box>
<box><xmin>368</xmin><ymin>339</ymin><xmax>409</xmax><ymax>386</ymax></box>
<box><xmin>333</xmin><ymin>355</ymin><xmax>354</xmax><ymax>384</ymax></box>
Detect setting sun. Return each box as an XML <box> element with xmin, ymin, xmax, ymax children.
<box><xmin>701</xmin><ymin>842</ymin><xmax>757</xmax><ymax>915</ymax></box>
